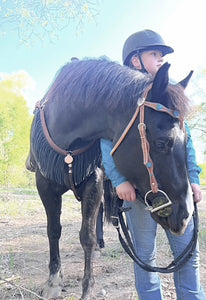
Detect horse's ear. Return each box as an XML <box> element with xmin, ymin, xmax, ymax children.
<box><xmin>150</xmin><ymin>63</ymin><xmax>170</xmax><ymax>100</ymax></box>
<box><xmin>178</xmin><ymin>71</ymin><xmax>193</xmax><ymax>89</ymax></box>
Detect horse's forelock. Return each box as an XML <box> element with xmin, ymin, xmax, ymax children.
<box><xmin>167</xmin><ymin>84</ymin><xmax>192</xmax><ymax>119</ymax></box>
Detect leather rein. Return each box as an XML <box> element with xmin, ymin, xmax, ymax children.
<box><xmin>116</xmin><ymin>202</ymin><xmax>198</xmax><ymax>273</ymax></box>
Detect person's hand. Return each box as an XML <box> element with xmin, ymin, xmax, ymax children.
<box><xmin>191</xmin><ymin>183</ymin><xmax>202</xmax><ymax>203</ymax></box>
<box><xmin>116</xmin><ymin>181</ymin><xmax>136</xmax><ymax>202</ymax></box>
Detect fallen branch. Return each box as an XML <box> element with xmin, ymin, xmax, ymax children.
<box><xmin>0</xmin><ymin>276</ymin><xmax>47</xmax><ymax>300</ymax></box>
<box><xmin>0</xmin><ymin>275</ymin><xmax>21</xmax><ymax>285</ymax></box>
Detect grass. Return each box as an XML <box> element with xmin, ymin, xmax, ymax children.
<box><xmin>0</xmin><ymin>187</ymin><xmax>205</xmax><ymax>300</ymax></box>
<box><xmin>0</xmin><ymin>187</ymin><xmax>206</xmax><ymax>246</ymax></box>
<box><xmin>0</xmin><ymin>195</ymin><xmax>42</xmax><ymax>217</ymax></box>
<box><xmin>103</xmin><ymin>245</ymin><xmax>126</xmax><ymax>260</ymax></box>
<box><xmin>0</xmin><ymin>189</ymin><xmax>82</xmax><ymax>300</ymax></box>
<box><xmin>0</xmin><ymin>188</ymin><xmax>79</xmax><ymax>219</ymax></box>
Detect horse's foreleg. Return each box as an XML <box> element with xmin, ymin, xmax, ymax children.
<box><xmin>35</xmin><ymin>170</ymin><xmax>67</xmax><ymax>299</ymax></box>
<box><xmin>79</xmin><ymin>168</ymin><xmax>103</xmax><ymax>300</ymax></box>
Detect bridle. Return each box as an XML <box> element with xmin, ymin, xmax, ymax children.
<box><xmin>110</xmin><ymin>83</ymin><xmax>198</xmax><ymax>273</ymax></box>
<box><xmin>111</xmin><ymin>83</ymin><xmax>184</xmax><ymax>215</ymax></box>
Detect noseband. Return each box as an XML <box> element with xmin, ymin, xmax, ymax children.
<box><xmin>111</xmin><ymin>84</ymin><xmax>184</xmax><ymax>216</ymax></box>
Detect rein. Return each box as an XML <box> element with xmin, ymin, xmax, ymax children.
<box><xmin>115</xmin><ymin>202</ymin><xmax>198</xmax><ymax>273</ymax></box>
<box><xmin>36</xmin><ymin>102</ymin><xmax>95</xmax><ymax>201</ymax></box>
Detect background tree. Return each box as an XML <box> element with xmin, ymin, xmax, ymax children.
<box><xmin>0</xmin><ymin>72</ymin><xmax>33</xmax><ymax>187</ymax></box>
<box><xmin>187</xmin><ymin>68</ymin><xmax>206</xmax><ymax>161</ymax></box>
<box><xmin>0</xmin><ymin>0</ymin><xmax>100</xmax><ymax>45</ymax></box>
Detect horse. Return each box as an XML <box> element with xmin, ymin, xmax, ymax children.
<box><xmin>26</xmin><ymin>58</ymin><xmax>194</xmax><ymax>299</ymax></box>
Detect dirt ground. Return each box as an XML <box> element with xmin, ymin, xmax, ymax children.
<box><xmin>0</xmin><ymin>188</ymin><xmax>206</xmax><ymax>300</ymax></box>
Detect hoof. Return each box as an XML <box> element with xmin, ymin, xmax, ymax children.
<box><xmin>42</xmin><ymin>271</ymin><xmax>63</xmax><ymax>299</ymax></box>
<box><xmin>93</xmin><ymin>248</ymin><xmax>101</xmax><ymax>260</ymax></box>
<box><xmin>97</xmin><ymin>239</ymin><xmax>105</xmax><ymax>249</ymax></box>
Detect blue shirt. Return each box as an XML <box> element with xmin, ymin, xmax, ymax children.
<box><xmin>101</xmin><ymin>123</ymin><xmax>201</xmax><ymax>187</ymax></box>
<box><xmin>185</xmin><ymin>123</ymin><xmax>201</xmax><ymax>184</ymax></box>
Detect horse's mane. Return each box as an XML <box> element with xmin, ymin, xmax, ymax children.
<box><xmin>44</xmin><ymin>58</ymin><xmax>191</xmax><ymax>118</ymax></box>
<box><xmin>45</xmin><ymin>58</ymin><xmax>153</xmax><ymax>113</ymax></box>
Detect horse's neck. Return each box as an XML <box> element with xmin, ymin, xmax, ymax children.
<box><xmin>45</xmin><ymin>104</ymin><xmax>125</xmax><ymax>148</ymax></box>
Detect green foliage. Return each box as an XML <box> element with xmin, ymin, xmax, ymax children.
<box><xmin>187</xmin><ymin>68</ymin><xmax>206</xmax><ymax>161</ymax></box>
<box><xmin>188</xmin><ymin>102</ymin><xmax>206</xmax><ymax>136</ymax></box>
<box><xmin>0</xmin><ymin>73</ymin><xmax>34</xmax><ymax>187</ymax></box>
<box><xmin>199</xmin><ymin>163</ymin><xmax>206</xmax><ymax>185</ymax></box>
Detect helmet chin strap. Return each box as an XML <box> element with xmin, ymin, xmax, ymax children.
<box><xmin>133</xmin><ymin>50</ymin><xmax>148</xmax><ymax>74</ymax></box>
<box><xmin>138</xmin><ymin>52</ymin><xmax>148</xmax><ymax>74</ymax></box>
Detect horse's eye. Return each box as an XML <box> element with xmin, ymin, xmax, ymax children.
<box><xmin>155</xmin><ymin>140</ymin><xmax>165</xmax><ymax>150</ymax></box>
<box><xmin>155</xmin><ymin>138</ymin><xmax>173</xmax><ymax>152</ymax></box>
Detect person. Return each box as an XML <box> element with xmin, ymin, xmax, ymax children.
<box><xmin>101</xmin><ymin>29</ymin><xmax>205</xmax><ymax>300</ymax></box>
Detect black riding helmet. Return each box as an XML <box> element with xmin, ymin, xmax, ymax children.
<box><xmin>122</xmin><ymin>29</ymin><xmax>174</xmax><ymax>67</ymax></box>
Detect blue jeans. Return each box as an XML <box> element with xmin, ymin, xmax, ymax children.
<box><xmin>123</xmin><ymin>199</ymin><xmax>205</xmax><ymax>300</ymax></box>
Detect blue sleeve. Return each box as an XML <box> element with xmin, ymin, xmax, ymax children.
<box><xmin>101</xmin><ymin>124</ymin><xmax>201</xmax><ymax>187</ymax></box>
<box><xmin>185</xmin><ymin>123</ymin><xmax>201</xmax><ymax>184</ymax></box>
<box><xmin>100</xmin><ymin>139</ymin><xmax>127</xmax><ymax>187</ymax></box>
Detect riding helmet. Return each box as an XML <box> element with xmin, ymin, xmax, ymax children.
<box><xmin>122</xmin><ymin>29</ymin><xmax>174</xmax><ymax>66</ymax></box>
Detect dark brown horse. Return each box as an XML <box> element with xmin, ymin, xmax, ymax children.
<box><xmin>26</xmin><ymin>59</ymin><xmax>194</xmax><ymax>299</ymax></box>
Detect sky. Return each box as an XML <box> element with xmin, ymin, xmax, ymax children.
<box><xmin>0</xmin><ymin>0</ymin><xmax>206</xmax><ymax>162</ymax></box>
<box><xmin>1</xmin><ymin>0</ymin><xmax>206</xmax><ymax>110</ymax></box>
